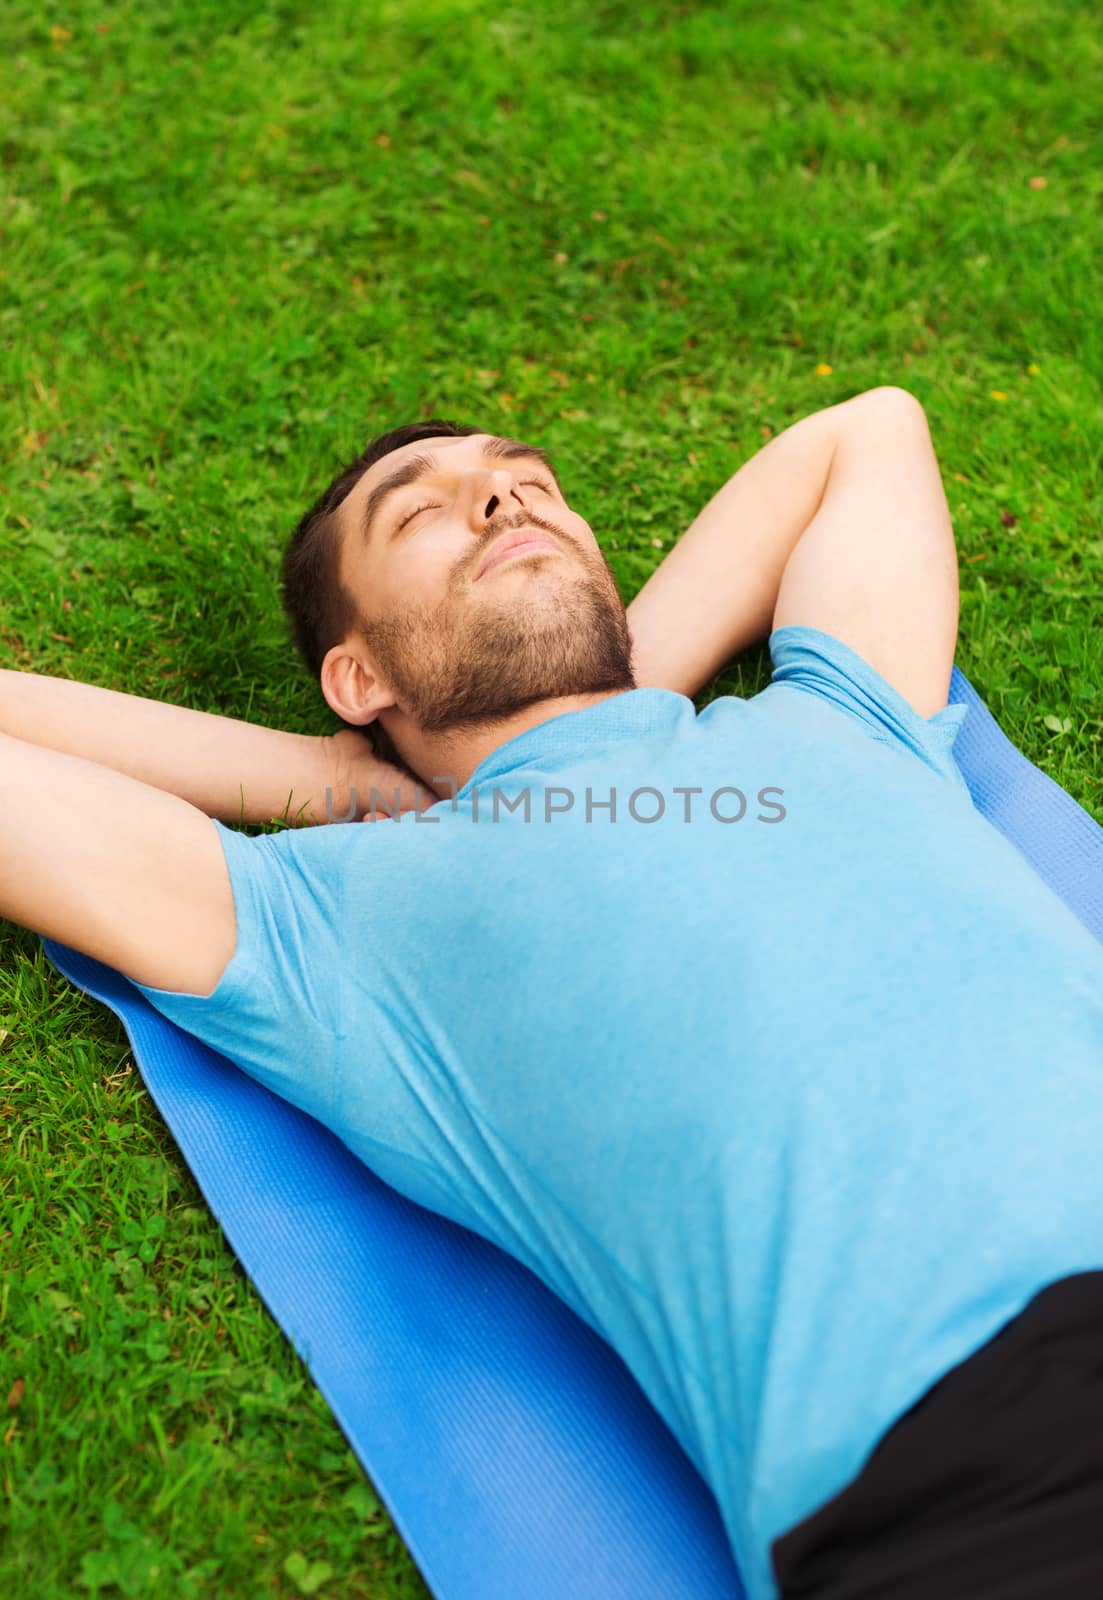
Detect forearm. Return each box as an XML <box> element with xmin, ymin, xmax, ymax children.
<box><xmin>626</xmin><ymin>395</ymin><xmax>866</xmax><ymax>698</ymax></box>
<box><xmin>0</xmin><ymin>671</ymin><xmax>338</xmax><ymax>825</ymax></box>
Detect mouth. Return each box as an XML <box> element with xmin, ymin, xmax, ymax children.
<box><xmin>476</xmin><ymin>527</ymin><xmax>562</xmax><ymax>579</ymax></box>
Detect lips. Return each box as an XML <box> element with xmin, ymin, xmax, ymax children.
<box><xmin>476</xmin><ymin>527</ymin><xmax>561</xmax><ymax>579</ymax></box>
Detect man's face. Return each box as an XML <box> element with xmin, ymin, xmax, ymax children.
<box><xmin>331</xmin><ymin>432</ymin><xmax>635</xmax><ymax>734</ymax></box>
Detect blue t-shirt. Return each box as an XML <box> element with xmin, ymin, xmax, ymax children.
<box><xmin>134</xmin><ymin>625</ymin><xmax>1103</xmax><ymax>1600</ymax></box>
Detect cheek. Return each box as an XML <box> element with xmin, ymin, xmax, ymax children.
<box><xmin>386</xmin><ymin>541</ymin><xmax>465</xmax><ymax>610</ymax></box>
<box><xmin>565</xmin><ymin>519</ymin><xmax>606</xmax><ymax>565</ymax></box>
<box><xmin>565</xmin><ymin>514</ymin><xmax>600</xmax><ymax>551</ymax></box>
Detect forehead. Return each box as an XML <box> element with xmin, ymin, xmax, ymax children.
<box><xmin>343</xmin><ymin>432</ymin><xmax>554</xmax><ymax>556</ymax></box>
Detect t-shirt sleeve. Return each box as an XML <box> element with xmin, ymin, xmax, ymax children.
<box><xmin>129</xmin><ymin>817</ymin><xmax>349</xmax><ymax>1129</ymax></box>
<box><xmin>762</xmin><ymin>623</ymin><xmax>971</xmax><ymax>791</ymax></box>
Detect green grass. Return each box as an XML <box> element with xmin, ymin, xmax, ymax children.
<box><xmin>2</xmin><ymin>0</ymin><xmax>1101</xmax><ymax>1593</ymax></box>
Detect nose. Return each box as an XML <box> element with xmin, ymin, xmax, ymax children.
<box><xmin>479</xmin><ymin>467</ymin><xmax>530</xmax><ymax>528</ymax></box>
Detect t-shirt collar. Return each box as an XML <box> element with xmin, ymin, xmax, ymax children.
<box><xmin>456</xmin><ymin>687</ymin><xmax>693</xmax><ymax>798</ymax></box>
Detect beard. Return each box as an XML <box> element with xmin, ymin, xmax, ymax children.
<box><xmin>358</xmin><ymin>534</ymin><xmax>637</xmax><ymax>738</ymax></box>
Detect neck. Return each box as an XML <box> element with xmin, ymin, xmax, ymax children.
<box><xmin>386</xmin><ymin>690</ymin><xmax>631</xmax><ymax>797</ymax></box>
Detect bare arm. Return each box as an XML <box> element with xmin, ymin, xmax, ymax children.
<box><xmin>625</xmin><ymin>385</ymin><xmax>959</xmax><ymax>719</ymax></box>
<box><xmin>0</xmin><ymin>730</ymin><xmax>234</xmax><ymax>994</ymax></box>
<box><xmin>625</xmin><ymin>396</ymin><xmax>849</xmax><ymax>696</ymax></box>
<box><xmin>770</xmin><ymin>386</ymin><xmax>959</xmax><ymax>718</ymax></box>
<box><xmin>0</xmin><ymin>672</ymin><xmax>426</xmax><ymax>824</ymax></box>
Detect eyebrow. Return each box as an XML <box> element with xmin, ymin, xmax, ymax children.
<box><xmin>360</xmin><ymin>437</ymin><xmax>560</xmax><ymax>545</ymax></box>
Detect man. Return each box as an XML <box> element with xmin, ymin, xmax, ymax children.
<box><xmin>3</xmin><ymin>387</ymin><xmax>1102</xmax><ymax>1600</ymax></box>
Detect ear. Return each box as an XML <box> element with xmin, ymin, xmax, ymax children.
<box><xmin>319</xmin><ymin>640</ymin><xmax>395</xmax><ymax>728</ymax></box>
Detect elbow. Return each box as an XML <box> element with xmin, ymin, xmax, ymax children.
<box><xmin>861</xmin><ymin>385</ymin><xmax>929</xmax><ymax>422</ymax></box>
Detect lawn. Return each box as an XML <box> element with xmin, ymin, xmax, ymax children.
<box><xmin>1</xmin><ymin>0</ymin><xmax>1100</xmax><ymax>1595</ymax></box>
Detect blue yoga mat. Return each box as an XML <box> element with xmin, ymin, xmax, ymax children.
<box><xmin>41</xmin><ymin>665</ymin><xmax>1103</xmax><ymax>1600</ymax></box>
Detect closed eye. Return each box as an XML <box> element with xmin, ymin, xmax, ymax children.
<box><xmin>397</xmin><ymin>478</ymin><xmax>555</xmax><ymax>532</ymax></box>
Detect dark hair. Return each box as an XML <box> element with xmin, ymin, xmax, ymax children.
<box><xmin>280</xmin><ymin>419</ymin><xmax>482</xmax><ymax>771</ymax></box>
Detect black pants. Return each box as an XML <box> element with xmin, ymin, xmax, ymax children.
<box><xmin>771</xmin><ymin>1272</ymin><xmax>1103</xmax><ymax>1599</ymax></box>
